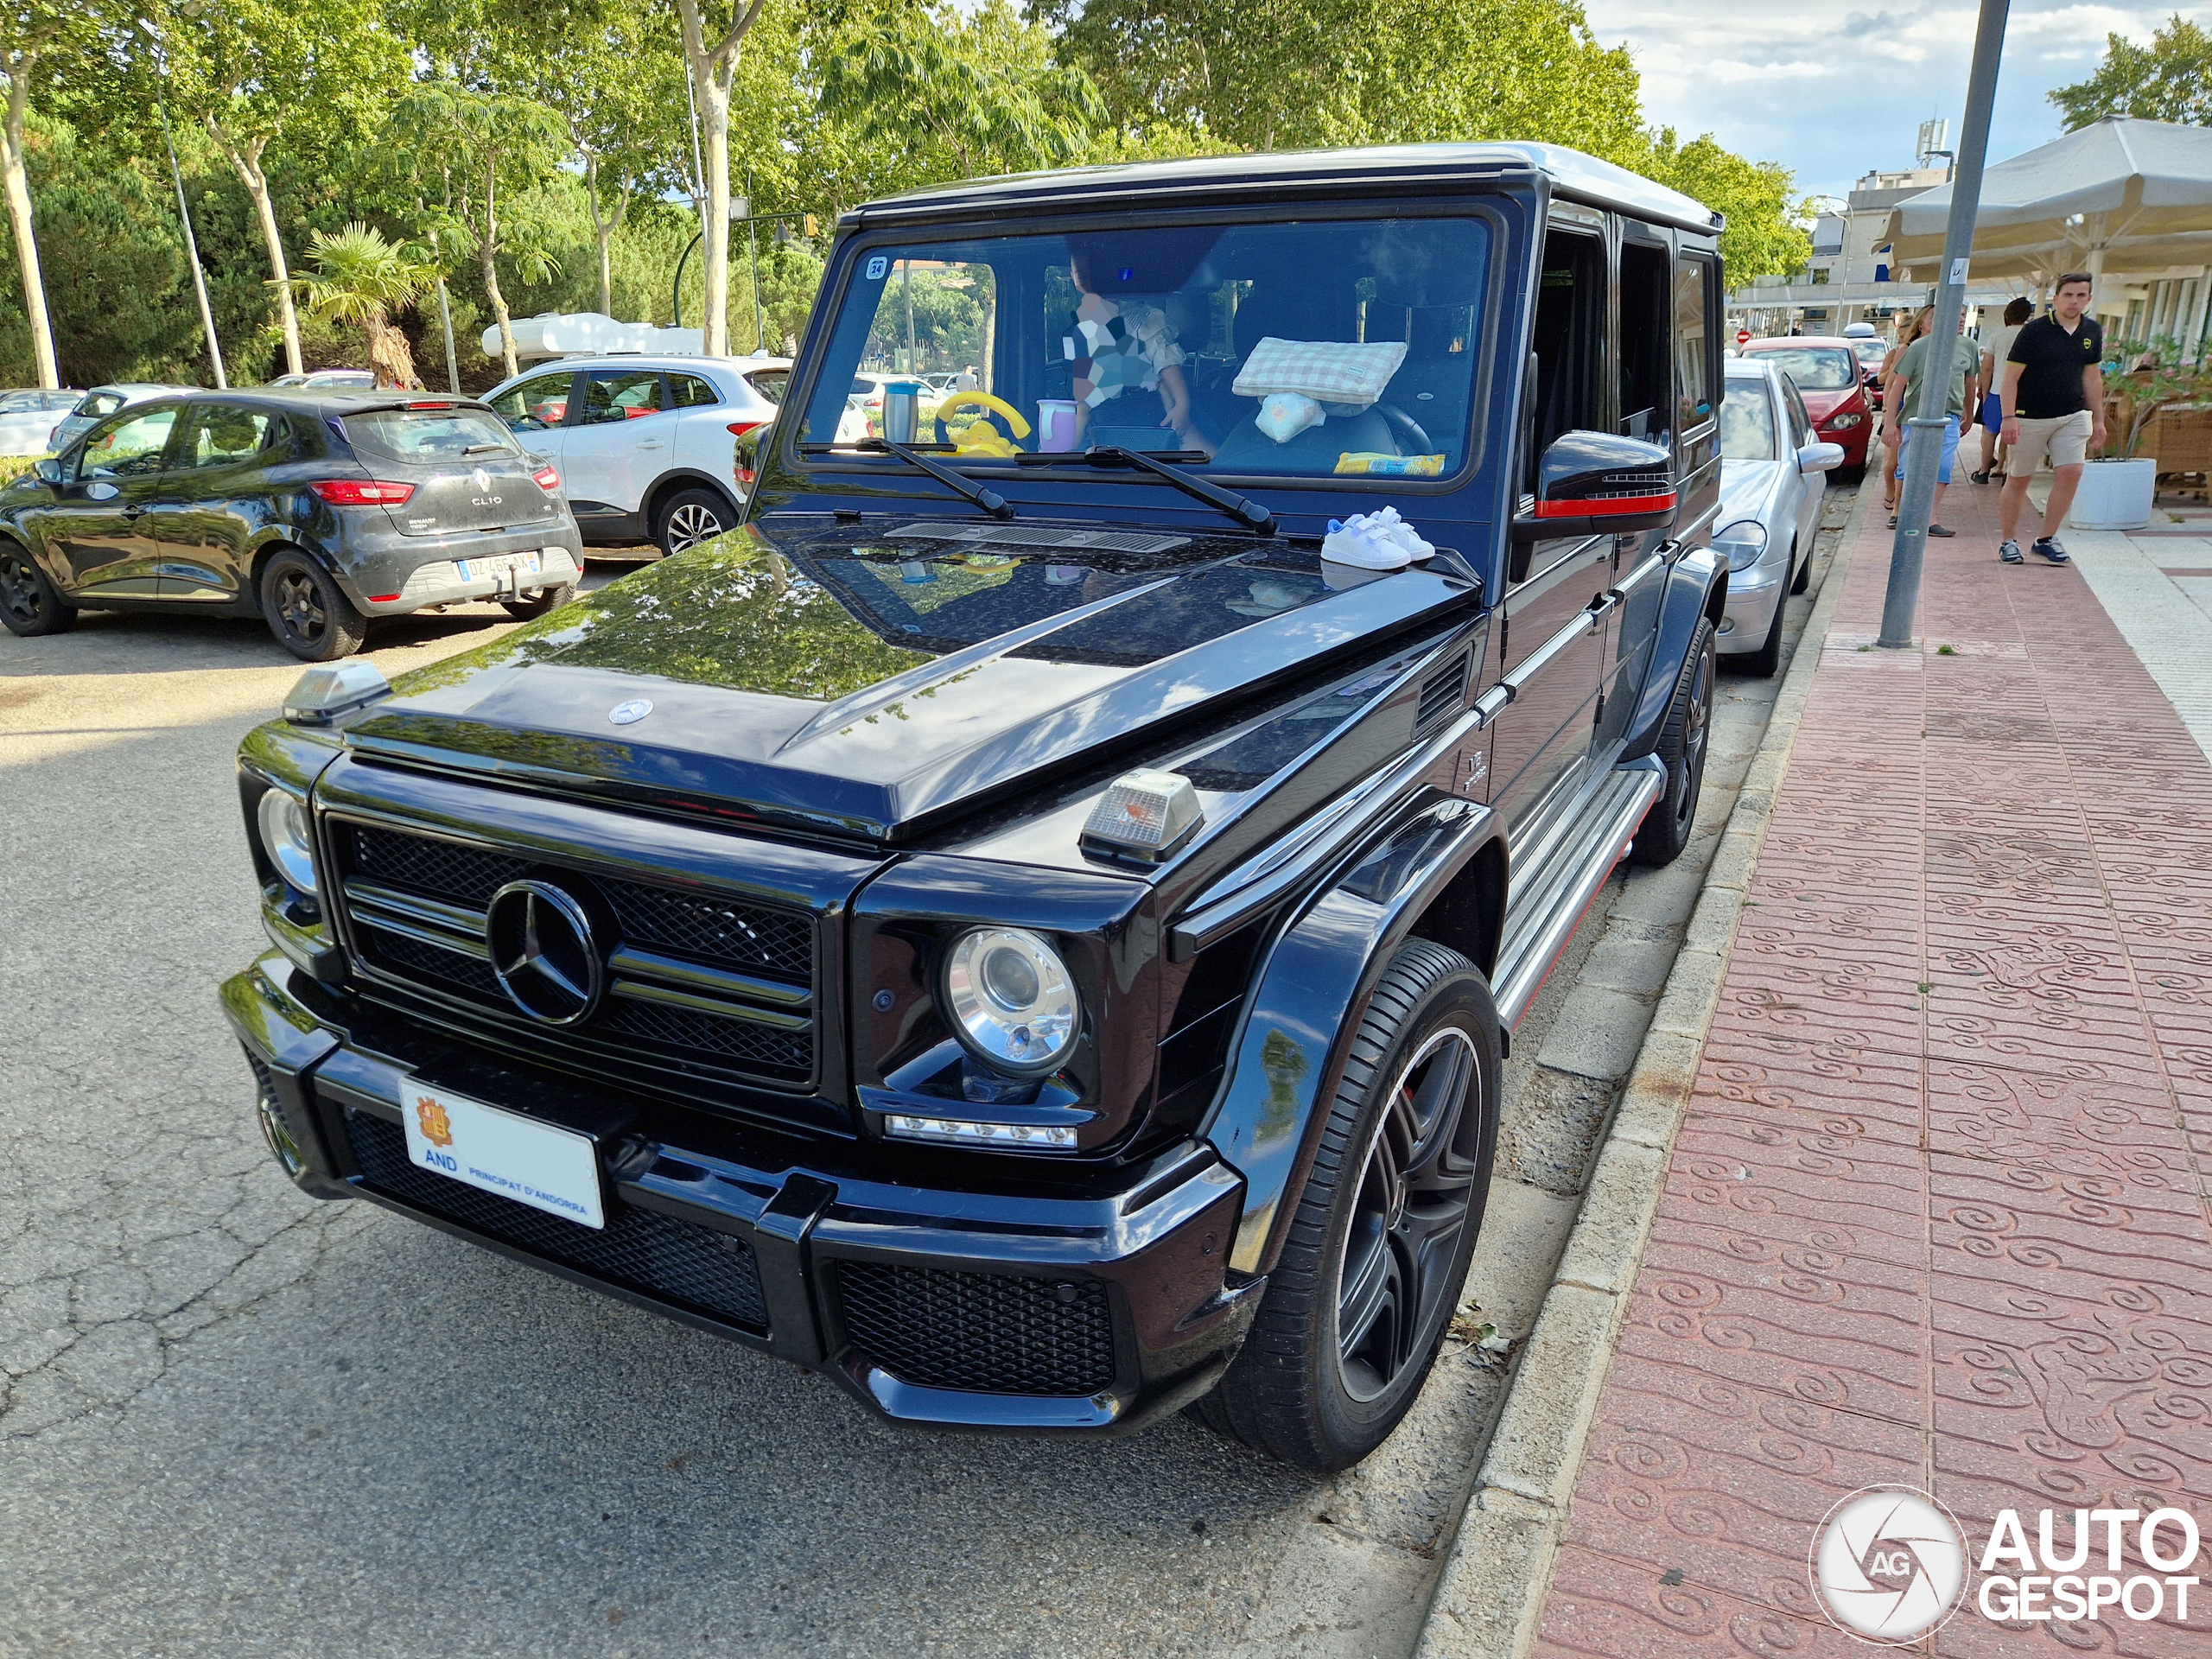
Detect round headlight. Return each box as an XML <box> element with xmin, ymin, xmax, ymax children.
<box><xmin>256</xmin><ymin>787</ymin><xmax>319</xmax><ymax>894</ymax></box>
<box><xmin>943</xmin><ymin>927</ymin><xmax>1079</xmax><ymax>1076</ymax></box>
<box><xmin>1714</xmin><ymin>519</ymin><xmax>1769</xmax><ymax>571</ymax></box>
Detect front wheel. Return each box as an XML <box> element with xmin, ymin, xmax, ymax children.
<box><xmin>653</xmin><ymin>487</ymin><xmax>733</xmax><ymax>557</ymax></box>
<box><xmin>1630</xmin><ymin>616</ymin><xmax>1715</xmax><ymax>866</ymax></box>
<box><xmin>1196</xmin><ymin>940</ymin><xmax>1500</xmax><ymax>1471</ymax></box>
<box><xmin>259</xmin><ymin>551</ymin><xmax>367</xmax><ymax>662</ymax></box>
<box><xmin>0</xmin><ymin>543</ymin><xmax>74</xmax><ymax>636</ymax></box>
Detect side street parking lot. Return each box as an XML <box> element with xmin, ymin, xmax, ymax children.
<box><xmin>1</xmin><ymin>493</ymin><xmax>1853</xmax><ymax>1659</ymax></box>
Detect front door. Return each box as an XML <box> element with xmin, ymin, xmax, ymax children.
<box><xmin>42</xmin><ymin>404</ymin><xmax>182</xmax><ymax>599</ymax></box>
<box><xmin>560</xmin><ymin>368</ymin><xmax>670</xmax><ymax>526</ymax></box>
<box><xmin>152</xmin><ymin>401</ymin><xmax>278</xmax><ymax>602</ymax></box>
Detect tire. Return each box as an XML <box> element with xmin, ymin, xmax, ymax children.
<box><xmin>1630</xmin><ymin>616</ymin><xmax>1715</xmax><ymax>867</ymax></box>
<box><xmin>500</xmin><ymin>581</ymin><xmax>577</xmax><ymax>621</ymax></box>
<box><xmin>0</xmin><ymin>543</ymin><xmax>74</xmax><ymax>637</ymax></box>
<box><xmin>1195</xmin><ymin>940</ymin><xmax>1500</xmax><ymax>1472</ymax></box>
<box><xmin>1789</xmin><ymin>543</ymin><xmax>1812</xmax><ymax>594</ymax></box>
<box><xmin>1738</xmin><ymin>592</ymin><xmax>1783</xmax><ymax>678</ymax></box>
<box><xmin>652</xmin><ymin>487</ymin><xmax>733</xmax><ymax>557</ymax></box>
<box><xmin>259</xmin><ymin>550</ymin><xmax>367</xmax><ymax>662</ymax></box>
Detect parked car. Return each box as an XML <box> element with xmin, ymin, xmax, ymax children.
<box><xmin>1736</xmin><ymin>336</ymin><xmax>1872</xmax><ymax>477</ymax></box>
<box><xmin>272</xmin><ymin>369</ymin><xmax>378</xmax><ymax>390</ymax></box>
<box><xmin>0</xmin><ymin>387</ymin><xmax>83</xmax><ymax>455</ymax></box>
<box><xmin>482</xmin><ymin>354</ymin><xmax>784</xmax><ymax>556</ymax></box>
<box><xmin>223</xmin><ymin>142</ymin><xmax>1731</xmax><ymax>1473</ymax></box>
<box><xmin>48</xmin><ymin>383</ymin><xmax>194</xmax><ymax>455</ymax></box>
<box><xmin>1714</xmin><ymin>360</ymin><xmax>1843</xmax><ymax>675</ymax></box>
<box><xmin>0</xmin><ymin>389</ymin><xmax>582</xmax><ymax>660</ymax></box>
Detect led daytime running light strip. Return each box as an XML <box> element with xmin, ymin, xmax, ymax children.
<box><xmin>884</xmin><ymin>1114</ymin><xmax>1077</xmax><ymax>1150</ymax></box>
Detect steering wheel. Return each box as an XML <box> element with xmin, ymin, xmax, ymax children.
<box><xmin>934</xmin><ymin>392</ymin><xmax>1032</xmax><ymax>457</ymax></box>
<box><xmin>1372</xmin><ymin>403</ymin><xmax>1434</xmax><ymax>455</ymax></box>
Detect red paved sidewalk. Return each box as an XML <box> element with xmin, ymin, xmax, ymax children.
<box><xmin>1532</xmin><ymin>486</ymin><xmax>2212</xmax><ymax>1656</ymax></box>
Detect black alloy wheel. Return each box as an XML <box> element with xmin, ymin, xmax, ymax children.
<box><xmin>259</xmin><ymin>550</ymin><xmax>367</xmax><ymax>662</ymax></box>
<box><xmin>1630</xmin><ymin>616</ymin><xmax>1715</xmax><ymax>866</ymax></box>
<box><xmin>1196</xmin><ymin>940</ymin><xmax>1500</xmax><ymax>1471</ymax></box>
<box><xmin>500</xmin><ymin>581</ymin><xmax>578</xmax><ymax>621</ymax></box>
<box><xmin>654</xmin><ymin>488</ymin><xmax>731</xmax><ymax>557</ymax></box>
<box><xmin>0</xmin><ymin>544</ymin><xmax>74</xmax><ymax>636</ymax></box>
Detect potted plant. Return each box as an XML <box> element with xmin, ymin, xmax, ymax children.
<box><xmin>2072</xmin><ymin>336</ymin><xmax>2210</xmax><ymax>530</ymax></box>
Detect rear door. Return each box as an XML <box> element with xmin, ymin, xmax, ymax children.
<box><xmin>151</xmin><ymin>401</ymin><xmax>276</xmax><ymax>602</ymax></box>
<box><xmin>559</xmin><ymin>368</ymin><xmax>669</xmax><ymax>518</ymax></box>
<box><xmin>41</xmin><ymin>404</ymin><xmax>183</xmax><ymax>598</ymax></box>
<box><xmin>340</xmin><ymin>404</ymin><xmax>560</xmax><ymax>540</ymax></box>
<box><xmin>666</xmin><ymin>368</ymin><xmax>735</xmax><ymax>474</ymax></box>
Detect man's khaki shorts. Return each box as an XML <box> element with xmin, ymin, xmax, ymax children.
<box><xmin>2010</xmin><ymin>410</ymin><xmax>2093</xmax><ymax>472</ymax></box>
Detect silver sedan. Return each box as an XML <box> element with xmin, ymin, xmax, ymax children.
<box><xmin>1714</xmin><ymin>360</ymin><xmax>1844</xmax><ymax>676</ymax></box>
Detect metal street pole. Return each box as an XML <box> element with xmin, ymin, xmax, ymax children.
<box><xmin>1878</xmin><ymin>0</ymin><xmax>2009</xmax><ymax>647</ymax></box>
<box><xmin>747</xmin><ymin>171</ymin><xmax>763</xmax><ymax>353</ymax></box>
<box><xmin>434</xmin><ymin>276</ymin><xmax>460</xmax><ymax>393</ymax></box>
<box><xmin>157</xmin><ymin>104</ymin><xmax>226</xmax><ymax>388</ymax></box>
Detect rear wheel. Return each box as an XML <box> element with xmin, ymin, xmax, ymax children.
<box><xmin>1630</xmin><ymin>617</ymin><xmax>1715</xmax><ymax>866</ymax></box>
<box><xmin>500</xmin><ymin>582</ymin><xmax>577</xmax><ymax>621</ymax></box>
<box><xmin>653</xmin><ymin>487</ymin><xmax>733</xmax><ymax>557</ymax></box>
<box><xmin>0</xmin><ymin>543</ymin><xmax>73</xmax><ymax>636</ymax></box>
<box><xmin>260</xmin><ymin>551</ymin><xmax>367</xmax><ymax>662</ymax></box>
<box><xmin>1196</xmin><ymin>940</ymin><xmax>1500</xmax><ymax>1472</ymax></box>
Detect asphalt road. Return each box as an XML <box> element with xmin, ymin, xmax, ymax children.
<box><xmin>0</xmin><ymin>504</ymin><xmax>1849</xmax><ymax>1658</ymax></box>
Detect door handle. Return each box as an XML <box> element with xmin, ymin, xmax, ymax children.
<box><xmin>1586</xmin><ymin>592</ymin><xmax>1619</xmax><ymax>630</ymax></box>
<box><xmin>636</xmin><ymin>440</ymin><xmax>666</xmax><ymax>449</ymax></box>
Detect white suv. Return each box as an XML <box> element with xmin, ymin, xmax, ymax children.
<box><xmin>485</xmin><ymin>354</ymin><xmax>788</xmax><ymax>556</ymax></box>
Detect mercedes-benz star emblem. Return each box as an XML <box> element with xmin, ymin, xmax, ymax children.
<box><xmin>484</xmin><ymin>880</ymin><xmax>602</xmax><ymax>1025</ymax></box>
<box><xmin>609</xmin><ymin>698</ymin><xmax>652</xmax><ymax>726</ymax></box>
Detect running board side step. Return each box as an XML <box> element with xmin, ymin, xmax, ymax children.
<box><xmin>1491</xmin><ymin>756</ymin><xmax>1665</xmax><ymax>1028</ymax></box>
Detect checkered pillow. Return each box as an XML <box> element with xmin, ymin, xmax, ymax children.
<box><xmin>1231</xmin><ymin>337</ymin><xmax>1408</xmax><ymax>405</ymax></box>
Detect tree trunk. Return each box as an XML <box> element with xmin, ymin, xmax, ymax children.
<box><xmin>676</xmin><ymin>0</ymin><xmax>766</xmax><ymax>359</ymax></box>
<box><xmin>480</xmin><ymin>154</ymin><xmax>518</xmax><ymax>380</ymax></box>
<box><xmin>582</xmin><ymin>154</ymin><xmax>629</xmax><ymax>320</ymax></box>
<box><xmin>214</xmin><ymin>124</ymin><xmax>302</xmax><ymax>378</ymax></box>
<box><xmin>1</xmin><ymin>62</ymin><xmax>58</xmax><ymax>390</ymax></box>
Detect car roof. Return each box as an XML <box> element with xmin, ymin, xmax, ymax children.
<box><xmin>143</xmin><ymin>387</ymin><xmax>499</xmax><ymax>417</ymax></box>
<box><xmin>499</xmin><ymin>353</ymin><xmax>783</xmax><ymax>377</ymax></box>
<box><xmin>1742</xmin><ymin>336</ymin><xmax>1856</xmax><ymax>351</ymax></box>
<box><xmin>849</xmin><ymin>143</ymin><xmax>1720</xmax><ymax>237</ymax></box>
<box><xmin>91</xmin><ymin>383</ymin><xmax>194</xmax><ymax>397</ymax></box>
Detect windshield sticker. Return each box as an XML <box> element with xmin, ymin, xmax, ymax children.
<box><xmin>865</xmin><ymin>256</ymin><xmax>888</xmax><ymax>280</ymax></box>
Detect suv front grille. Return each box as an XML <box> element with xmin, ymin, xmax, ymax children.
<box><xmin>344</xmin><ymin>1108</ymin><xmax>767</xmax><ymax>1332</ymax></box>
<box><xmin>334</xmin><ymin>820</ymin><xmax>817</xmax><ymax>1088</ymax></box>
<box><xmin>835</xmin><ymin>1262</ymin><xmax>1116</xmax><ymax>1396</ymax></box>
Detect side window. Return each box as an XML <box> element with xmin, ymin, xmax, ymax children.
<box><xmin>1618</xmin><ymin>238</ymin><xmax>1671</xmax><ymax>442</ymax></box>
<box><xmin>487</xmin><ymin>372</ymin><xmax>575</xmax><ymax>432</ymax></box>
<box><xmin>78</xmin><ymin>406</ymin><xmax>179</xmax><ymax>480</ymax></box>
<box><xmin>1783</xmin><ymin>381</ymin><xmax>1813</xmax><ymax>448</ymax></box>
<box><xmin>746</xmin><ymin>368</ymin><xmax>789</xmax><ymax>404</ymax></box>
<box><xmin>176</xmin><ymin>404</ymin><xmax>273</xmax><ymax>468</ymax></box>
<box><xmin>575</xmin><ymin>370</ymin><xmax>666</xmax><ymax>424</ymax></box>
<box><xmin>1524</xmin><ymin>228</ymin><xmax>1605</xmax><ymax>493</ymax></box>
<box><xmin>1673</xmin><ymin>253</ymin><xmax>1717</xmax><ymax>434</ymax></box>
<box><xmin>668</xmin><ymin>372</ymin><xmax>720</xmax><ymax>409</ymax></box>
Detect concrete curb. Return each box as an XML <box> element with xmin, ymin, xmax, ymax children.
<box><xmin>1412</xmin><ymin>481</ymin><xmax>1876</xmax><ymax>1659</ymax></box>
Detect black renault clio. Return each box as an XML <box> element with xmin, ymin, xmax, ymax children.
<box><xmin>0</xmin><ymin>390</ymin><xmax>585</xmax><ymax>660</ymax></box>
<box><xmin>222</xmin><ymin>143</ymin><xmax>1730</xmax><ymax>1470</ymax></box>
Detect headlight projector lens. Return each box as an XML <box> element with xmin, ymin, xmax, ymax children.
<box><xmin>944</xmin><ymin>927</ymin><xmax>1079</xmax><ymax>1076</ymax></box>
<box><xmin>256</xmin><ymin>788</ymin><xmax>319</xmax><ymax>894</ymax></box>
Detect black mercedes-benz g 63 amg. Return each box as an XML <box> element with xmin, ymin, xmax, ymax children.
<box><xmin>222</xmin><ymin>143</ymin><xmax>1727</xmax><ymax>1471</ymax></box>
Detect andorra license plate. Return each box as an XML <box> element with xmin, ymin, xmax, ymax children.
<box><xmin>453</xmin><ymin>550</ymin><xmax>542</xmax><ymax>582</ymax></box>
<box><xmin>397</xmin><ymin>1083</ymin><xmax>605</xmax><ymax>1229</ymax></box>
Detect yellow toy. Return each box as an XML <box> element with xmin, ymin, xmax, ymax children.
<box><xmin>935</xmin><ymin>392</ymin><xmax>1031</xmax><ymax>457</ymax></box>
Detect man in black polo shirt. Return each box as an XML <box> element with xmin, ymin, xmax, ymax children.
<box><xmin>1995</xmin><ymin>273</ymin><xmax>2106</xmax><ymax>564</ymax></box>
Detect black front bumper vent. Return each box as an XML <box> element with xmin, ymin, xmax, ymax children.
<box><xmin>835</xmin><ymin>1262</ymin><xmax>1116</xmax><ymax>1396</ymax></box>
<box><xmin>344</xmin><ymin>1108</ymin><xmax>769</xmax><ymax>1332</ymax></box>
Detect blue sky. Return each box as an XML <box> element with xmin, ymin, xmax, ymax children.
<box><xmin>1582</xmin><ymin>3</ymin><xmax>2199</xmax><ymax>202</ymax></box>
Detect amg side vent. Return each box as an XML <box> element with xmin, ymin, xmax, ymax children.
<box><xmin>884</xmin><ymin>522</ymin><xmax>1188</xmax><ymax>555</ymax></box>
<box><xmin>1414</xmin><ymin>651</ymin><xmax>1471</xmax><ymax>734</ymax></box>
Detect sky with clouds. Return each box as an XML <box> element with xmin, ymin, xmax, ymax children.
<box><xmin>1581</xmin><ymin>3</ymin><xmax>2199</xmax><ymax>203</ymax></box>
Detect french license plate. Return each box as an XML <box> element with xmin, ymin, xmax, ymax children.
<box><xmin>454</xmin><ymin>550</ymin><xmax>542</xmax><ymax>582</ymax></box>
<box><xmin>398</xmin><ymin>1083</ymin><xmax>605</xmax><ymax>1229</ymax></box>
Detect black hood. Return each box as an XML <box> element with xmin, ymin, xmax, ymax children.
<box><xmin>344</xmin><ymin>517</ymin><xmax>1479</xmax><ymax>839</ymax></box>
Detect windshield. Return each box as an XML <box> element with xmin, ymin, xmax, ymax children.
<box><xmin>1751</xmin><ymin>346</ymin><xmax>1857</xmax><ymax>391</ymax></box>
<box><xmin>1850</xmin><ymin>338</ymin><xmax>1888</xmax><ymax>366</ymax></box>
<box><xmin>800</xmin><ymin>216</ymin><xmax>1491</xmax><ymax>481</ymax></box>
<box><xmin>343</xmin><ymin>406</ymin><xmax>518</xmax><ymax>462</ymax></box>
<box><xmin>1720</xmin><ymin>377</ymin><xmax>1776</xmax><ymax>461</ymax></box>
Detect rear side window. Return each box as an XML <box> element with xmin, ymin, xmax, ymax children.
<box><xmin>343</xmin><ymin>406</ymin><xmax>517</xmax><ymax>462</ymax></box>
<box><xmin>669</xmin><ymin>373</ymin><xmax>720</xmax><ymax>408</ymax></box>
<box><xmin>576</xmin><ymin>370</ymin><xmax>665</xmax><ymax>424</ymax></box>
<box><xmin>79</xmin><ymin>391</ymin><xmax>125</xmax><ymax>420</ymax></box>
<box><xmin>1674</xmin><ymin>254</ymin><xmax>1716</xmax><ymax>432</ymax></box>
<box><xmin>746</xmin><ymin>369</ymin><xmax>789</xmax><ymax>404</ymax></box>
<box><xmin>176</xmin><ymin>404</ymin><xmax>273</xmax><ymax>468</ymax></box>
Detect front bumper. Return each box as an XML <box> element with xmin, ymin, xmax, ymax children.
<box><xmin>1715</xmin><ymin>556</ymin><xmax>1784</xmax><ymax>654</ymax></box>
<box><xmin>221</xmin><ymin>953</ymin><xmax>1257</xmax><ymax>1433</ymax></box>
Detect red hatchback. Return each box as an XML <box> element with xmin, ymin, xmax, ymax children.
<box><xmin>1738</xmin><ymin>336</ymin><xmax>1872</xmax><ymax>476</ymax></box>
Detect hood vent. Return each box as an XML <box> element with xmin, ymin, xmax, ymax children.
<box><xmin>885</xmin><ymin>522</ymin><xmax>1188</xmax><ymax>556</ymax></box>
<box><xmin>1414</xmin><ymin>650</ymin><xmax>1471</xmax><ymax>734</ymax></box>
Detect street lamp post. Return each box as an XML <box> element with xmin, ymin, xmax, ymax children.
<box><xmin>1878</xmin><ymin>0</ymin><xmax>2010</xmax><ymax>649</ymax></box>
<box><xmin>139</xmin><ymin>16</ymin><xmax>226</xmax><ymax>388</ymax></box>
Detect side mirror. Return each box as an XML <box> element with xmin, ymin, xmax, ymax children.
<box><xmin>32</xmin><ymin>456</ymin><xmax>62</xmax><ymax>485</ymax></box>
<box><xmin>1511</xmin><ymin>430</ymin><xmax>1675</xmax><ymax>544</ymax></box>
<box><xmin>1797</xmin><ymin>442</ymin><xmax>1847</xmax><ymax>474</ymax></box>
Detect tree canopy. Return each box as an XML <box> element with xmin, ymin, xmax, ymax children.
<box><xmin>2051</xmin><ymin>15</ymin><xmax>2212</xmax><ymax>130</ymax></box>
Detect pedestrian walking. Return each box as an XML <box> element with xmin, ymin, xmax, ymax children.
<box><xmin>1996</xmin><ymin>273</ymin><xmax>2106</xmax><ymax>565</ymax></box>
<box><xmin>1885</xmin><ymin>308</ymin><xmax>1979</xmax><ymax>537</ymax></box>
<box><xmin>1878</xmin><ymin>309</ymin><xmax>1929</xmax><ymax>517</ymax></box>
<box><xmin>1970</xmin><ymin>296</ymin><xmax>2033</xmax><ymax>483</ymax></box>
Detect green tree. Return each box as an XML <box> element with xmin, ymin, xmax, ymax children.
<box><xmin>0</xmin><ymin>3</ymin><xmax>102</xmax><ymax>386</ymax></box>
<box><xmin>1636</xmin><ymin>130</ymin><xmax>1810</xmax><ymax>289</ymax></box>
<box><xmin>286</xmin><ymin>221</ymin><xmax>435</xmax><ymax>386</ymax></box>
<box><xmin>2051</xmin><ymin>15</ymin><xmax>2212</xmax><ymax>129</ymax></box>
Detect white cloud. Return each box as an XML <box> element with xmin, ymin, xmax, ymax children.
<box><xmin>1582</xmin><ymin>1</ymin><xmax>2193</xmax><ymax>197</ymax></box>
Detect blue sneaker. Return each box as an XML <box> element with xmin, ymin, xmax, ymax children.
<box><xmin>1999</xmin><ymin>539</ymin><xmax>2024</xmax><ymax>563</ymax></box>
<box><xmin>2032</xmin><ymin>537</ymin><xmax>2070</xmax><ymax>564</ymax></box>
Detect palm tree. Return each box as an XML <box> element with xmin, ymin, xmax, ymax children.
<box><xmin>283</xmin><ymin>223</ymin><xmax>436</xmax><ymax>388</ymax></box>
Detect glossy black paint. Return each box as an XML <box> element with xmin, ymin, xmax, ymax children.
<box><xmin>1616</xmin><ymin>545</ymin><xmax>1726</xmax><ymax>763</ymax></box>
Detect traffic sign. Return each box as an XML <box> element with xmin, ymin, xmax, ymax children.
<box><xmin>1735</xmin><ymin>327</ymin><xmax>1751</xmax><ymax>346</ymax></box>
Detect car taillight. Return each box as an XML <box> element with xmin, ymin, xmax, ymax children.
<box><xmin>727</xmin><ymin>420</ymin><xmax>765</xmax><ymax>437</ymax></box>
<box><xmin>736</xmin><ymin>467</ymin><xmax>757</xmax><ymax>486</ymax></box>
<box><xmin>308</xmin><ymin>479</ymin><xmax>415</xmax><ymax>506</ymax></box>
<box><xmin>532</xmin><ymin>465</ymin><xmax>561</xmax><ymax>491</ymax></box>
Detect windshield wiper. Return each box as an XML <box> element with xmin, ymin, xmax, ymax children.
<box><xmin>858</xmin><ymin>437</ymin><xmax>1014</xmax><ymax>520</ymax></box>
<box><xmin>1082</xmin><ymin>446</ymin><xmax>1274</xmax><ymax>536</ymax></box>
<box><xmin>461</xmin><ymin>442</ymin><xmax>508</xmax><ymax>457</ymax></box>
